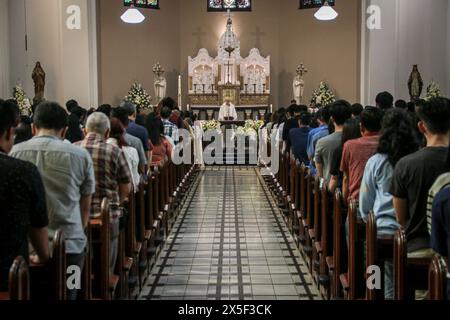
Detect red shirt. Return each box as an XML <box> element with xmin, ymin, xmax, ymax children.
<box><xmin>150</xmin><ymin>137</ymin><xmax>173</xmax><ymax>166</ymax></box>
<box><xmin>340</xmin><ymin>133</ymin><xmax>380</xmax><ymax>202</ymax></box>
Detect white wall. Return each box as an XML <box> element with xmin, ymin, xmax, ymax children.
<box><xmin>362</xmin><ymin>0</ymin><xmax>449</xmax><ymax>105</ymax></box>
<box><xmin>0</xmin><ymin>0</ymin><xmax>10</xmax><ymax>98</ymax></box>
<box><xmin>7</xmin><ymin>0</ymin><xmax>98</xmax><ymax>107</ymax></box>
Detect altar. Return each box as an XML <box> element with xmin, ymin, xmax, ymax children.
<box><xmin>188</xmin><ymin>10</ymin><xmax>271</xmax><ymax>120</ymax></box>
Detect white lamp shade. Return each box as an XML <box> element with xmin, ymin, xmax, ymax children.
<box><xmin>121</xmin><ymin>8</ymin><xmax>145</xmax><ymax>24</ymax></box>
<box><xmin>314</xmin><ymin>3</ymin><xmax>338</xmax><ymax>21</ymax></box>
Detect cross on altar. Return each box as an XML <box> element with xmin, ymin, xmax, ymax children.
<box><xmin>192</xmin><ymin>27</ymin><xmax>207</xmax><ymax>49</ymax></box>
<box><xmin>251</xmin><ymin>26</ymin><xmax>266</xmax><ymax>48</ymax></box>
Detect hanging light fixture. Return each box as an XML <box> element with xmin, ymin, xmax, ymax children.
<box><xmin>121</xmin><ymin>5</ymin><xmax>145</xmax><ymax>24</ymax></box>
<box><xmin>314</xmin><ymin>1</ymin><xmax>338</xmax><ymax>21</ymax></box>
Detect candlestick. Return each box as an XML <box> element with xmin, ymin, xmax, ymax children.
<box><xmin>178</xmin><ymin>75</ymin><xmax>182</xmax><ymax>107</ymax></box>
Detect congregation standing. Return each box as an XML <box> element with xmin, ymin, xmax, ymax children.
<box><xmin>0</xmin><ymin>97</ymin><xmax>195</xmax><ymax>299</ymax></box>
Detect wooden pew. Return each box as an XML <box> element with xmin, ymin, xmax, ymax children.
<box><xmin>90</xmin><ymin>198</ymin><xmax>119</xmax><ymax>300</ymax></box>
<box><xmin>340</xmin><ymin>200</ymin><xmax>366</xmax><ymax>300</ymax></box>
<box><xmin>136</xmin><ymin>182</ymin><xmax>151</xmax><ymax>286</ymax></box>
<box><xmin>319</xmin><ymin>181</ymin><xmax>332</xmax><ymax>299</ymax></box>
<box><xmin>296</xmin><ymin>163</ymin><xmax>307</xmax><ymax>248</ymax></box>
<box><xmin>146</xmin><ymin>168</ymin><xmax>161</xmax><ymax>267</ymax></box>
<box><xmin>303</xmin><ymin>169</ymin><xmax>315</xmax><ymax>272</ymax></box>
<box><xmin>428</xmin><ymin>255</ymin><xmax>448</xmax><ymax>300</ymax></box>
<box><xmin>0</xmin><ymin>256</ymin><xmax>30</xmax><ymax>300</ymax></box>
<box><xmin>365</xmin><ymin>212</ymin><xmax>394</xmax><ymax>300</ymax></box>
<box><xmin>124</xmin><ymin>188</ymin><xmax>139</xmax><ymax>297</ymax></box>
<box><xmin>393</xmin><ymin>229</ymin><xmax>432</xmax><ymax>300</ymax></box>
<box><xmin>331</xmin><ymin>189</ymin><xmax>344</xmax><ymax>299</ymax></box>
<box><xmin>27</xmin><ymin>230</ymin><xmax>66</xmax><ymax>300</ymax></box>
<box><xmin>312</xmin><ymin>176</ymin><xmax>322</xmax><ymax>279</ymax></box>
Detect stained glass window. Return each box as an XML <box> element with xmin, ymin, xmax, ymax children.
<box><xmin>300</xmin><ymin>0</ymin><xmax>335</xmax><ymax>10</ymax></box>
<box><xmin>124</xmin><ymin>0</ymin><xmax>159</xmax><ymax>9</ymax></box>
<box><xmin>207</xmin><ymin>0</ymin><xmax>252</xmax><ymax>12</ymax></box>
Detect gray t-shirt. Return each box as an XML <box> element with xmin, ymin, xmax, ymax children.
<box><xmin>314</xmin><ymin>131</ymin><xmax>342</xmax><ymax>182</ymax></box>
<box><xmin>11</xmin><ymin>136</ymin><xmax>96</xmax><ymax>254</ymax></box>
<box><xmin>125</xmin><ymin>133</ymin><xmax>147</xmax><ymax>167</ymax></box>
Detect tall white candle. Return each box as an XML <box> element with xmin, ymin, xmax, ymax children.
<box><xmin>178</xmin><ymin>75</ymin><xmax>182</xmax><ymax>107</ymax></box>
<box><xmin>270</xmin><ymin>104</ymin><xmax>273</xmax><ymax>113</ymax></box>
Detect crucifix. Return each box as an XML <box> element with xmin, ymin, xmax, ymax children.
<box><xmin>192</xmin><ymin>26</ymin><xmax>207</xmax><ymax>50</ymax></box>
<box><xmin>251</xmin><ymin>26</ymin><xmax>266</xmax><ymax>48</ymax></box>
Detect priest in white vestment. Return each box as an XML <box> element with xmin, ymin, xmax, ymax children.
<box><xmin>218</xmin><ymin>98</ymin><xmax>238</xmax><ymax>121</ymax></box>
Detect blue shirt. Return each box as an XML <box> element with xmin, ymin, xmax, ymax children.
<box><xmin>307</xmin><ymin>124</ymin><xmax>329</xmax><ymax>159</ymax></box>
<box><xmin>11</xmin><ymin>136</ymin><xmax>96</xmax><ymax>254</ymax></box>
<box><xmin>289</xmin><ymin>127</ymin><xmax>310</xmax><ymax>165</ymax></box>
<box><xmin>127</xmin><ymin>121</ymin><xmax>150</xmax><ymax>152</ymax></box>
<box><xmin>431</xmin><ymin>186</ymin><xmax>450</xmax><ymax>300</ymax></box>
<box><xmin>359</xmin><ymin>153</ymin><xmax>400</xmax><ymax>235</ymax></box>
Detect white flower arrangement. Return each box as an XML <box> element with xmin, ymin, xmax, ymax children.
<box><xmin>235</xmin><ymin>126</ymin><xmax>257</xmax><ymax>137</ymax></box>
<box><xmin>13</xmin><ymin>84</ymin><xmax>32</xmax><ymax>116</ymax></box>
<box><xmin>311</xmin><ymin>81</ymin><xmax>335</xmax><ymax>107</ymax></box>
<box><xmin>424</xmin><ymin>81</ymin><xmax>441</xmax><ymax>101</ymax></box>
<box><xmin>244</xmin><ymin>120</ymin><xmax>264</xmax><ymax>132</ymax></box>
<box><xmin>125</xmin><ymin>82</ymin><xmax>153</xmax><ymax>111</ymax></box>
<box><xmin>202</xmin><ymin>119</ymin><xmax>221</xmax><ymax>132</ymax></box>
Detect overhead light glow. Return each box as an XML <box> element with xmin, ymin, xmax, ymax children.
<box><xmin>121</xmin><ymin>6</ymin><xmax>145</xmax><ymax>24</ymax></box>
<box><xmin>314</xmin><ymin>1</ymin><xmax>338</xmax><ymax>21</ymax></box>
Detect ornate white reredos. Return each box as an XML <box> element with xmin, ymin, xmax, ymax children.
<box><xmin>188</xmin><ymin>14</ymin><xmax>271</xmax><ymax>96</ymax></box>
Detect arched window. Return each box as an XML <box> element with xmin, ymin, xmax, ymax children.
<box><xmin>207</xmin><ymin>0</ymin><xmax>251</xmax><ymax>12</ymax></box>
<box><xmin>124</xmin><ymin>0</ymin><xmax>160</xmax><ymax>9</ymax></box>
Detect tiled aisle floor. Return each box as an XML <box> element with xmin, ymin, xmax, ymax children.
<box><xmin>140</xmin><ymin>166</ymin><xmax>321</xmax><ymax>300</ymax></box>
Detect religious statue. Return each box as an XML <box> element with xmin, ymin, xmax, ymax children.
<box><xmin>293</xmin><ymin>63</ymin><xmax>308</xmax><ymax>104</ymax></box>
<box><xmin>408</xmin><ymin>65</ymin><xmax>423</xmax><ymax>101</ymax></box>
<box><xmin>153</xmin><ymin>62</ymin><xmax>167</xmax><ymax>104</ymax></box>
<box><xmin>32</xmin><ymin>62</ymin><xmax>46</xmax><ymax>104</ymax></box>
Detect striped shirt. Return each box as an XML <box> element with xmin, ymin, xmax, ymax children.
<box><xmin>76</xmin><ymin>133</ymin><xmax>131</xmax><ymax>218</ymax></box>
<box><xmin>427</xmin><ymin>172</ymin><xmax>450</xmax><ymax>234</ymax></box>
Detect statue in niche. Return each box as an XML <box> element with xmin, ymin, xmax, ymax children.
<box><xmin>408</xmin><ymin>65</ymin><xmax>423</xmax><ymax>101</ymax></box>
<box><xmin>32</xmin><ymin>62</ymin><xmax>46</xmax><ymax>104</ymax></box>
<box><xmin>153</xmin><ymin>62</ymin><xmax>166</xmax><ymax>104</ymax></box>
<box><xmin>293</xmin><ymin>63</ymin><xmax>308</xmax><ymax>104</ymax></box>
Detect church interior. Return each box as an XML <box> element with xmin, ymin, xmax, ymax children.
<box><xmin>1</xmin><ymin>0</ymin><xmax>450</xmax><ymax>306</ymax></box>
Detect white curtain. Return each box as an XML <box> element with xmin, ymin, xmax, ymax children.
<box><xmin>0</xmin><ymin>0</ymin><xmax>10</xmax><ymax>99</ymax></box>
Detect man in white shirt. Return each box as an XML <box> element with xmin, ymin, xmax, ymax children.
<box><xmin>218</xmin><ymin>98</ymin><xmax>238</xmax><ymax>121</ymax></box>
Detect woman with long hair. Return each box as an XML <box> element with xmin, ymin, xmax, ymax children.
<box><xmin>107</xmin><ymin>118</ymin><xmax>140</xmax><ymax>192</ymax></box>
<box><xmin>359</xmin><ymin>108</ymin><xmax>420</xmax><ymax>299</ymax></box>
<box><xmin>145</xmin><ymin>112</ymin><xmax>173</xmax><ymax>166</ymax></box>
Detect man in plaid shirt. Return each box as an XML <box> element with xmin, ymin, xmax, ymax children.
<box><xmin>76</xmin><ymin>112</ymin><xmax>131</xmax><ymax>274</ymax></box>
<box><xmin>161</xmin><ymin>106</ymin><xmax>179</xmax><ymax>146</ymax></box>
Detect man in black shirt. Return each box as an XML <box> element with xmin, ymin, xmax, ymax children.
<box><xmin>391</xmin><ymin>97</ymin><xmax>450</xmax><ymax>255</ymax></box>
<box><xmin>0</xmin><ymin>100</ymin><xmax>49</xmax><ymax>291</ymax></box>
